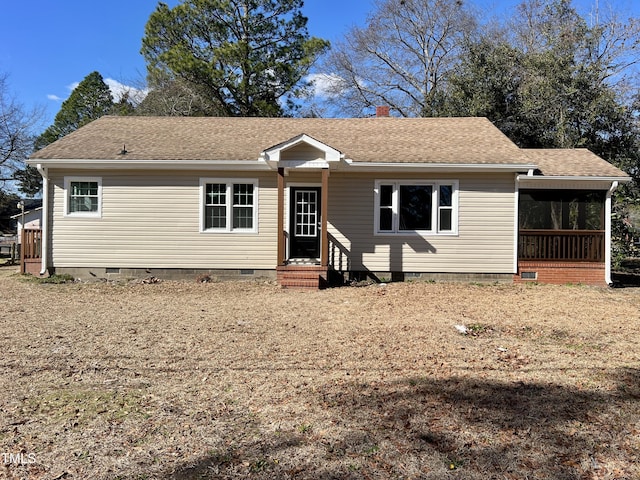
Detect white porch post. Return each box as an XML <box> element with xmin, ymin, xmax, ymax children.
<box><xmin>605</xmin><ymin>181</ymin><xmax>619</xmax><ymax>285</ymax></box>
<box><xmin>36</xmin><ymin>164</ymin><xmax>49</xmax><ymax>276</ymax></box>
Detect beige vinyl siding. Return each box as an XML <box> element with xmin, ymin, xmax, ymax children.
<box><xmin>50</xmin><ymin>170</ymin><xmax>277</xmax><ymax>269</ymax></box>
<box><xmin>327</xmin><ymin>172</ymin><xmax>516</xmax><ymax>273</ymax></box>
<box><xmin>48</xmin><ymin>169</ymin><xmax>516</xmax><ymax>274</ymax></box>
<box><xmin>285</xmin><ymin>170</ymin><xmax>323</xmax><ymax>185</ymax></box>
<box><xmin>280</xmin><ymin>144</ymin><xmax>326</xmax><ymax>163</ymax></box>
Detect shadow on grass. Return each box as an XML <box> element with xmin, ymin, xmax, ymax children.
<box><xmin>164</xmin><ymin>369</ymin><xmax>639</xmax><ymax>479</ymax></box>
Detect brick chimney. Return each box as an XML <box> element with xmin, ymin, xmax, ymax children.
<box><xmin>376</xmin><ymin>106</ymin><xmax>390</xmax><ymax>117</ymax></box>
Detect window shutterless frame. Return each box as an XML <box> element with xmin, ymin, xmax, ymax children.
<box><xmin>374</xmin><ymin>180</ymin><xmax>458</xmax><ymax>235</ymax></box>
<box><xmin>199</xmin><ymin>178</ymin><xmax>259</xmax><ymax>233</ymax></box>
<box><xmin>63</xmin><ymin>176</ymin><xmax>102</xmax><ymax>218</ymax></box>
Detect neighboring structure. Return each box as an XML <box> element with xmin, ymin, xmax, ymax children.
<box><xmin>10</xmin><ymin>200</ymin><xmax>43</xmax><ymax>245</ymax></box>
<box><xmin>9</xmin><ymin>200</ymin><xmax>43</xmax><ymax>274</ymax></box>
<box><xmin>27</xmin><ymin>114</ymin><xmax>630</xmax><ymax>287</ymax></box>
<box><xmin>0</xmin><ymin>234</ymin><xmax>17</xmax><ymax>259</ymax></box>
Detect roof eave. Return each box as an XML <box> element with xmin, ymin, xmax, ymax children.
<box><xmin>28</xmin><ymin>158</ymin><xmax>539</xmax><ymax>173</ymax></box>
<box><xmin>27</xmin><ymin>158</ymin><xmax>272</xmax><ymax>171</ymax></box>
<box><xmin>517</xmin><ymin>174</ymin><xmax>631</xmax><ymax>183</ymax></box>
<box><xmin>347</xmin><ymin>162</ymin><xmax>538</xmax><ymax>173</ymax></box>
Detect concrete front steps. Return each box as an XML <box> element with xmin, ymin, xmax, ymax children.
<box><xmin>276</xmin><ymin>265</ymin><xmax>329</xmax><ymax>290</ymax></box>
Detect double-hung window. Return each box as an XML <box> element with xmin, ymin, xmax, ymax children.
<box><xmin>201</xmin><ymin>179</ymin><xmax>258</xmax><ymax>233</ymax></box>
<box><xmin>375</xmin><ymin>180</ymin><xmax>458</xmax><ymax>235</ymax></box>
<box><xmin>64</xmin><ymin>177</ymin><xmax>102</xmax><ymax>217</ymax></box>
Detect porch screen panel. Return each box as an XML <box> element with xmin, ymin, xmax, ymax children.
<box><xmin>518</xmin><ymin>190</ymin><xmax>606</xmax><ymax>262</ymax></box>
<box><xmin>519</xmin><ymin>190</ymin><xmax>605</xmax><ymax>230</ymax></box>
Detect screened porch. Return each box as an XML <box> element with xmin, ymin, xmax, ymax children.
<box><xmin>518</xmin><ymin>190</ymin><xmax>605</xmax><ymax>262</ymax></box>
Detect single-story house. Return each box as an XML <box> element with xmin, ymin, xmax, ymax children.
<box><xmin>27</xmin><ymin>113</ymin><xmax>630</xmax><ymax>288</ymax></box>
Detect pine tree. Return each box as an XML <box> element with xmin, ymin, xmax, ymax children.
<box><xmin>35</xmin><ymin>71</ymin><xmax>114</xmax><ymax>150</ymax></box>
<box><xmin>141</xmin><ymin>0</ymin><xmax>329</xmax><ymax>117</ymax></box>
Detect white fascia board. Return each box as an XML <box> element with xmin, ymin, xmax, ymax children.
<box><xmin>346</xmin><ymin>162</ymin><xmax>538</xmax><ymax>173</ymax></box>
<box><xmin>10</xmin><ymin>206</ymin><xmax>43</xmax><ymax>219</ymax></box>
<box><xmin>278</xmin><ymin>159</ymin><xmax>330</xmax><ymax>169</ymax></box>
<box><xmin>26</xmin><ymin>158</ymin><xmax>272</xmax><ymax>171</ymax></box>
<box><xmin>517</xmin><ymin>174</ymin><xmax>631</xmax><ymax>183</ymax></box>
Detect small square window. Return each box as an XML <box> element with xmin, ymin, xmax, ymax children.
<box><xmin>65</xmin><ymin>177</ymin><xmax>101</xmax><ymax>217</ymax></box>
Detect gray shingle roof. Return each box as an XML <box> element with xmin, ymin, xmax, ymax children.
<box><xmin>523</xmin><ymin>149</ymin><xmax>628</xmax><ymax>178</ymax></box>
<box><xmin>29</xmin><ymin>116</ymin><xmax>629</xmax><ymax>178</ymax></box>
<box><xmin>31</xmin><ymin>116</ymin><xmax>527</xmax><ymax>165</ymax></box>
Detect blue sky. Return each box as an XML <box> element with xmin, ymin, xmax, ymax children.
<box><xmin>0</xmin><ymin>0</ymin><xmax>637</xmax><ymax>127</ymax></box>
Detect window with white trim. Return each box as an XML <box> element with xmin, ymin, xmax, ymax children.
<box><xmin>201</xmin><ymin>179</ymin><xmax>258</xmax><ymax>233</ymax></box>
<box><xmin>375</xmin><ymin>180</ymin><xmax>458</xmax><ymax>234</ymax></box>
<box><xmin>64</xmin><ymin>177</ymin><xmax>102</xmax><ymax>217</ymax></box>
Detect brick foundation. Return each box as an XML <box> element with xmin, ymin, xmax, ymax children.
<box><xmin>515</xmin><ymin>261</ymin><xmax>606</xmax><ymax>286</ymax></box>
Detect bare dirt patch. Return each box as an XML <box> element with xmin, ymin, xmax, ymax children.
<box><xmin>1</xmin><ymin>268</ymin><xmax>639</xmax><ymax>479</ymax></box>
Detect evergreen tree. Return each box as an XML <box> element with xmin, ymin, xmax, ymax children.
<box><xmin>111</xmin><ymin>91</ymin><xmax>136</xmax><ymax>116</ymax></box>
<box><xmin>35</xmin><ymin>71</ymin><xmax>114</xmax><ymax>150</ymax></box>
<box><xmin>141</xmin><ymin>0</ymin><xmax>329</xmax><ymax>117</ymax></box>
<box><xmin>447</xmin><ymin>0</ymin><xmax>640</xmax><ymax>160</ymax></box>
<box><xmin>0</xmin><ymin>190</ymin><xmax>20</xmax><ymax>233</ymax></box>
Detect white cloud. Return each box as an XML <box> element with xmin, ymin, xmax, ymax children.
<box><xmin>47</xmin><ymin>94</ymin><xmax>62</xmax><ymax>101</ymax></box>
<box><xmin>104</xmin><ymin>78</ymin><xmax>148</xmax><ymax>105</ymax></box>
<box><xmin>62</xmin><ymin>78</ymin><xmax>148</xmax><ymax>106</ymax></box>
<box><xmin>306</xmin><ymin>73</ymin><xmax>346</xmax><ymax>99</ymax></box>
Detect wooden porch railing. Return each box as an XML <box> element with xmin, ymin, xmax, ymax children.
<box><xmin>20</xmin><ymin>228</ymin><xmax>42</xmax><ymax>274</ymax></box>
<box><xmin>518</xmin><ymin>229</ymin><xmax>605</xmax><ymax>262</ymax></box>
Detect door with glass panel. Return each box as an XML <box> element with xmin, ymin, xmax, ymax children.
<box><xmin>289</xmin><ymin>187</ymin><xmax>321</xmax><ymax>259</ymax></box>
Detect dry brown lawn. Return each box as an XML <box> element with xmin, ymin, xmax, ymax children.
<box><xmin>1</xmin><ymin>266</ymin><xmax>639</xmax><ymax>480</ymax></box>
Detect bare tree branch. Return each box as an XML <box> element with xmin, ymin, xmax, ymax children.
<box><xmin>320</xmin><ymin>0</ymin><xmax>477</xmax><ymax>117</ymax></box>
<box><xmin>0</xmin><ymin>74</ymin><xmax>44</xmax><ymax>191</ymax></box>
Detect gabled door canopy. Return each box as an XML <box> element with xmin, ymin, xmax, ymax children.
<box><xmin>260</xmin><ymin>133</ymin><xmax>347</xmax><ymax>170</ymax></box>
